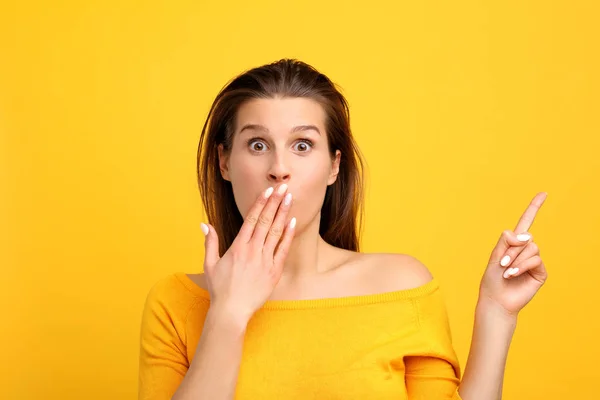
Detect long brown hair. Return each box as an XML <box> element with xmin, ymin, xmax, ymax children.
<box><xmin>197</xmin><ymin>59</ymin><xmax>365</xmax><ymax>257</ymax></box>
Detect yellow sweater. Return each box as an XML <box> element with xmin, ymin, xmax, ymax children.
<box><xmin>138</xmin><ymin>272</ymin><xmax>463</xmax><ymax>399</ymax></box>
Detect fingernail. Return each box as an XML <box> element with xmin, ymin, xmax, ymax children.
<box><xmin>289</xmin><ymin>217</ymin><xmax>296</xmax><ymax>229</ymax></box>
<box><xmin>517</xmin><ymin>233</ymin><xmax>531</xmax><ymax>242</ymax></box>
<box><xmin>264</xmin><ymin>187</ymin><xmax>274</xmax><ymax>198</ymax></box>
<box><xmin>503</xmin><ymin>267</ymin><xmax>514</xmax><ymax>279</ymax></box>
<box><xmin>277</xmin><ymin>184</ymin><xmax>288</xmax><ymax>195</ymax></box>
<box><xmin>200</xmin><ymin>223</ymin><xmax>209</xmax><ymax>236</ymax></box>
<box><xmin>509</xmin><ymin>267</ymin><xmax>520</xmax><ymax>276</ymax></box>
<box><xmin>500</xmin><ymin>255</ymin><xmax>511</xmax><ymax>267</ymax></box>
<box><xmin>284</xmin><ymin>193</ymin><xmax>292</xmax><ymax>205</ymax></box>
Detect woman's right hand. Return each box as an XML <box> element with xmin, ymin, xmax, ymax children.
<box><xmin>201</xmin><ymin>183</ymin><xmax>296</xmax><ymax>325</ymax></box>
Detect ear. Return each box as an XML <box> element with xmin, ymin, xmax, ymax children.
<box><xmin>327</xmin><ymin>150</ymin><xmax>341</xmax><ymax>185</ymax></box>
<box><xmin>217</xmin><ymin>144</ymin><xmax>231</xmax><ymax>181</ymax></box>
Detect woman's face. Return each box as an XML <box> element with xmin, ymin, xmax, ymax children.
<box><xmin>218</xmin><ymin>97</ymin><xmax>341</xmax><ymax>231</ymax></box>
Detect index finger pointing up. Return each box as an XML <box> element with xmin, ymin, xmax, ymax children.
<box><xmin>514</xmin><ymin>192</ymin><xmax>548</xmax><ymax>234</ymax></box>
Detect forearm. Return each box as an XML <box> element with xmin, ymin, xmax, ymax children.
<box><xmin>458</xmin><ymin>298</ymin><xmax>518</xmax><ymax>400</ymax></box>
<box><xmin>172</xmin><ymin>307</ymin><xmax>247</xmax><ymax>400</ymax></box>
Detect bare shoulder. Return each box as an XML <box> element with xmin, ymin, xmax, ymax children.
<box><xmin>352</xmin><ymin>252</ymin><xmax>434</xmax><ymax>292</ymax></box>
<box><xmin>186</xmin><ymin>272</ymin><xmax>209</xmax><ymax>291</ymax></box>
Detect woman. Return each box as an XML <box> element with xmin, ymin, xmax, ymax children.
<box><xmin>138</xmin><ymin>59</ymin><xmax>548</xmax><ymax>400</ymax></box>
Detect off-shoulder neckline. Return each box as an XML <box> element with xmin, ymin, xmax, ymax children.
<box><xmin>173</xmin><ymin>272</ymin><xmax>441</xmax><ymax>310</ymax></box>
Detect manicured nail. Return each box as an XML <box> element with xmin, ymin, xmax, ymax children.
<box><xmin>503</xmin><ymin>267</ymin><xmax>519</xmax><ymax>278</ymax></box>
<box><xmin>500</xmin><ymin>255</ymin><xmax>511</xmax><ymax>267</ymax></box>
<box><xmin>284</xmin><ymin>193</ymin><xmax>292</xmax><ymax>206</ymax></box>
<box><xmin>277</xmin><ymin>184</ymin><xmax>288</xmax><ymax>195</ymax></box>
<box><xmin>264</xmin><ymin>187</ymin><xmax>274</xmax><ymax>198</ymax></box>
<box><xmin>517</xmin><ymin>233</ymin><xmax>531</xmax><ymax>242</ymax></box>
<box><xmin>289</xmin><ymin>217</ymin><xmax>296</xmax><ymax>229</ymax></box>
<box><xmin>200</xmin><ymin>223</ymin><xmax>209</xmax><ymax>236</ymax></box>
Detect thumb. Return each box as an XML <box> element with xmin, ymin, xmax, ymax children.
<box><xmin>490</xmin><ymin>230</ymin><xmax>532</xmax><ymax>262</ymax></box>
<box><xmin>201</xmin><ymin>222</ymin><xmax>220</xmax><ymax>269</ymax></box>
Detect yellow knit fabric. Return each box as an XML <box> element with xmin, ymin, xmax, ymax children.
<box><xmin>139</xmin><ymin>272</ymin><xmax>463</xmax><ymax>399</ymax></box>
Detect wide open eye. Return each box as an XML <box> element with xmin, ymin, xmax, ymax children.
<box><xmin>293</xmin><ymin>139</ymin><xmax>313</xmax><ymax>152</ymax></box>
<box><xmin>247</xmin><ymin>138</ymin><xmax>268</xmax><ymax>153</ymax></box>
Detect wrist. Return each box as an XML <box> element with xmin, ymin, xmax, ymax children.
<box><xmin>206</xmin><ymin>305</ymin><xmax>250</xmax><ymax>335</ymax></box>
<box><xmin>476</xmin><ymin>295</ymin><xmax>519</xmax><ymax>328</ymax></box>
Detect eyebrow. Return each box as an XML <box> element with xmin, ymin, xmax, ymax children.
<box><xmin>239</xmin><ymin>123</ymin><xmax>321</xmax><ymax>136</ymax></box>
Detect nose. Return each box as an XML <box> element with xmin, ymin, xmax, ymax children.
<box><xmin>267</xmin><ymin>153</ymin><xmax>291</xmax><ymax>184</ymax></box>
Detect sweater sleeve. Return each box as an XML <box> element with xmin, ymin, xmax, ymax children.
<box><xmin>404</xmin><ymin>286</ymin><xmax>463</xmax><ymax>400</ymax></box>
<box><xmin>138</xmin><ymin>275</ymin><xmax>195</xmax><ymax>400</ymax></box>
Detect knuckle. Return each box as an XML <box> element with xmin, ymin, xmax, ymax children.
<box><xmin>246</xmin><ymin>214</ymin><xmax>258</xmax><ymax>225</ymax></box>
<box><xmin>269</xmin><ymin>225</ymin><xmax>283</xmax><ymax>237</ymax></box>
<box><xmin>529</xmin><ymin>242</ymin><xmax>539</xmax><ymax>252</ymax></box>
<box><xmin>257</xmin><ymin>194</ymin><xmax>268</xmax><ymax>205</ymax></box>
<box><xmin>262</xmin><ymin>251</ymin><xmax>273</xmax><ymax>263</ymax></box>
<box><xmin>231</xmin><ymin>248</ymin><xmax>245</xmax><ymax>262</ymax></box>
<box><xmin>258</xmin><ymin>214</ymin><xmax>272</xmax><ymax>226</ymax></box>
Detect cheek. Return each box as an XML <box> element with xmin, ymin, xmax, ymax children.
<box><xmin>233</xmin><ymin>160</ymin><xmax>258</xmax><ymax>182</ymax></box>
<box><xmin>229</xmin><ymin>157</ymin><xmax>265</xmax><ymax>217</ymax></box>
<box><xmin>292</xmin><ymin>160</ymin><xmax>331</xmax><ymax>210</ymax></box>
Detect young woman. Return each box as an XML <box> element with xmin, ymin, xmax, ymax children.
<box><xmin>138</xmin><ymin>59</ymin><xmax>548</xmax><ymax>400</ymax></box>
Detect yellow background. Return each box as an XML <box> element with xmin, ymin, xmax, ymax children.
<box><xmin>2</xmin><ymin>1</ymin><xmax>598</xmax><ymax>398</ymax></box>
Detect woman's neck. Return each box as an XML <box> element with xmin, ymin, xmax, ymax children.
<box><xmin>278</xmin><ymin>214</ymin><xmax>336</xmax><ymax>283</ymax></box>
